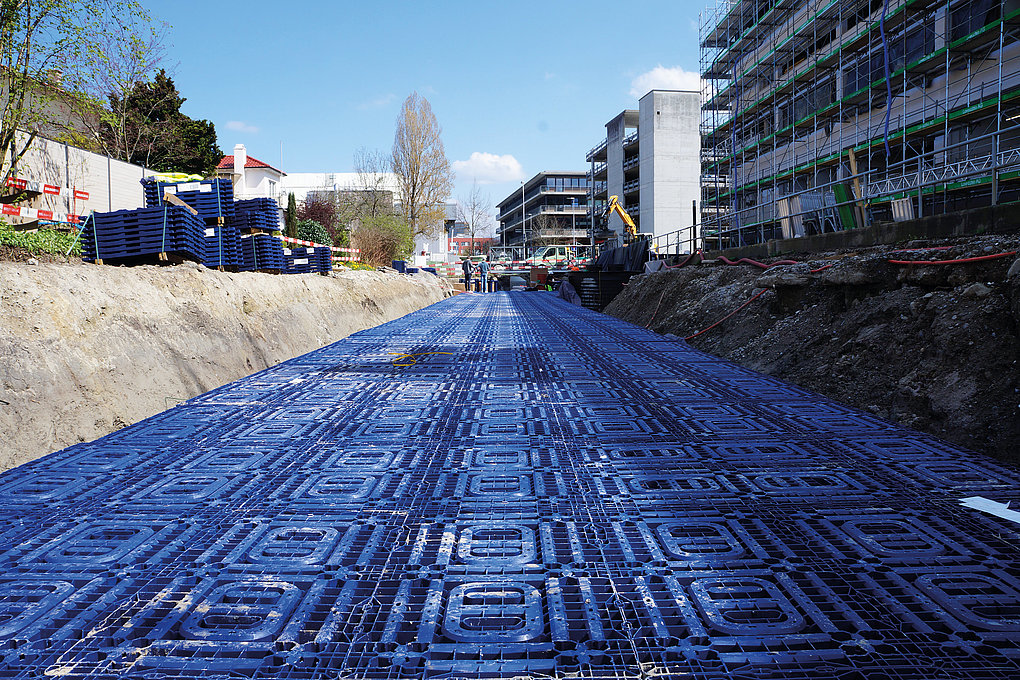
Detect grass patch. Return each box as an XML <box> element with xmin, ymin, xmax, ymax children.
<box><xmin>0</xmin><ymin>218</ymin><xmax>81</xmax><ymax>257</ymax></box>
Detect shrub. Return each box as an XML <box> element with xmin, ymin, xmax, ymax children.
<box><xmin>296</xmin><ymin>219</ymin><xmax>332</xmax><ymax>247</ymax></box>
<box><xmin>354</xmin><ymin>215</ymin><xmax>414</xmax><ymax>266</ymax></box>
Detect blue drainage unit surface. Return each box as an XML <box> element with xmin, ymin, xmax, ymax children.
<box><xmin>0</xmin><ymin>292</ymin><xmax>1018</xmax><ymax>678</ymax></box>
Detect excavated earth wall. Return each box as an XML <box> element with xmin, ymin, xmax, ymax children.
<box><xmin>605</xmin><ymin>234</ymin><xmax>1020</xmax><ymax>463</ymax></box>
<box><xmin>0</xmin><ymin>261</ymin><xmax>450</xmax><ymax>469</ymax></box>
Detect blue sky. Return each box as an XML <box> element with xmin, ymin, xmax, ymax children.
<box><xmin>144</xmin><ymin>1</ymin><xmax>704</xmax><ymax>225</ymax></box>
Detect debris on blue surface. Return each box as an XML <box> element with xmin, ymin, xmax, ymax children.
<box><xmin>0</xmin><ymin>292</ymin><xmax>1018</xmax><ymax>678</ymax></box>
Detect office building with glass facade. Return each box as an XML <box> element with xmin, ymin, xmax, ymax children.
<box><xmin>496</xmin><ymin>172</ymin><xmax>590</xmax><ymax>249</ymax></box>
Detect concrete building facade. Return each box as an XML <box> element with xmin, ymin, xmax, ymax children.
<box><xmin>280</xmin><ymin>172</ymin><xmax>402</xmax><ymax>207</ymax></box>
<box><xmin>586</xmin><ymin>90</ymin><xmax>702</xmax><ymax>246</ymax></box>
<box><xmin>700</xmin><ymin>0</ymin><xmax>1020</xmax><ymax>248</ymax></box>
<box><xmin>496</xmin><ymin>171</ymin><xmax>590</xmax><ymax>250</ymax></box>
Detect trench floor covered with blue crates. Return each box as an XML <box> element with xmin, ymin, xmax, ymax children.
<box><xmin>1</xmin><ymin>292</ymin><xmax>1019</xmax><ymax>678</ymax></box>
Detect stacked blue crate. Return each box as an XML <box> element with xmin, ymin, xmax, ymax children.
<box><xmin>284</xmin><ymin>245</ymin><xmax>314</xmax><ymax>274</ymax></box>
<box><xmin>141</xmin><ymin>177</ymin><xmax>239</xmax><ymax>268</ymax></box>
<box><xmin>199</xmin><ymin>219</ymin><xmax>242</xmax><ymax>269</ymax></box>
<box><xmin>234</xmin><ymin>198</ymin><xmax>280</xmax><ymax>232</ymax></box>
<box><xmin>238</xmin><ymin>233</ymin><xmax>285</xmax><ymax>271</ymax></box>
<box><xmin>1</xmin><ymin>292</ymin><xmax>1018</xmax><ymax>678</ymax></box>
<box><xmin>312</xmin><ymin>245</ymin><xmax>333</xmax><ymax>273</ymax></box>
<box><xmin>141</xmin><ymin>177</ymin><xmax>235</xmax><ymax>222</ymax></box>
<box><xmin>81</xmin><ymin>205</ymin><xmax>205</xmax><ymax>262</ymax></box>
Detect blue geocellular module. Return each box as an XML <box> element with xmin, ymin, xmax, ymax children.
<box><xmin>0</xmin><ymin>292</ymin><xmax>1017</xmax><ymax>678</ymax></box>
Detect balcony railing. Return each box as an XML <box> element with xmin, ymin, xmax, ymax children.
<box><xmin>701</xmin><ymin>174</ymin><xmax>731</xmax><ymax>187</ymax></box>
<box><xmin>540</xmin><ymin>185</ymin><xmax>589</xmax><ymax>194</ymax></box>
<box><xmin>539</xmin><ymin>204</ymin><xmax>588</xmax><ymax>214</ymax></box>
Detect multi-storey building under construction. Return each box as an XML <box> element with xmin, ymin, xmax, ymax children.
<box><xmin>700</xmin><ymin>0</ymin><xmax>1020</xmax><ymax>247</ymax></box>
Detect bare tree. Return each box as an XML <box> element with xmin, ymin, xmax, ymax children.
<box><xmin>353</xmin><ymin>147</ymin><xmax>396</xmax><ymax>220</ymax></box>
<box><xmin>456</xmin><ymin>180</ymin><xmax>492</xmax><ymax>254</ymax></box>
<box><xmin>66</xmin><ymin>12</ymin><xmax>170</xmax><ymax>164</ymax></box>
<box><xmin>391</xmin><ymin>92</ymin><xmax>453</xmax><ymax>238</ymax></box>
<box><xmin>528</xmin><ymin>214</ymin><xmax>564</xmax><ymax>248</ymax></box>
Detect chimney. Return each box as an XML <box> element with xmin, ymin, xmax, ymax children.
<box><xmin>233</xmin><ymin>144</ymin><xmax>247</xmax><ymax>197</ymax></box>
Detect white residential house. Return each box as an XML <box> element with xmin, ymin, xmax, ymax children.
<box><xmin>214</xmin><ymin>144</ymin><xmax>286</xmax><ymax>202</ymax></box>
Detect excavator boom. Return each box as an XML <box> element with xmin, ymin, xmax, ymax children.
<box><xmin>604</xmin><ymin>195</ymin><xmax>637</xmax><ymax>238</ymax></box>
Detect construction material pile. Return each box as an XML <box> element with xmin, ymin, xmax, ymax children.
<box><xmin>79</xmin><ymin>178</ymin><xmax>329</xmax><ymax>274</ymax></box>
<box><xmin>605</xmin><ymin>233</ymin><xmax>1020</xmax><ymax>461</ymax></box>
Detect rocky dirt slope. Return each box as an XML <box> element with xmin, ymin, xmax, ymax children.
<box><xmin>605</xmin><ymin>234</ymin><xmax>1020</xmax><ymax>463</ymax></box>
<box><xmin>0</xmin><ymin>261</ymin><xmax>450</xmax><ymax>469</ymax></box>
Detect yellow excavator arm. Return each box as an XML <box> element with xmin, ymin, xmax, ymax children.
<box><xmin>604</xmin><ymin>195</ymin><xmax>637</xmax><ymax>238</ymax></box>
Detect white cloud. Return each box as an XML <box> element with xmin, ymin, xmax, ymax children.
<box><xmin>629</xmin><ymin>65</ymin><xmax>702</xmax><ymax>99</ymax></box>
<box><xmin>452</xmin><ymin>152</ymin><xmax>524</xmax><ymax>184</ymax></box>
<box><xmin>358</xmin><ymin>93</ymin><xmax>396</xmax><ymax>110</ymax></box>
<box><xmin>226</xmin><ymin>120</ymin><xmax>259</xmax><ymax>134</ymax></box>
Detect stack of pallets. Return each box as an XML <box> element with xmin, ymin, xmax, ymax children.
<box><xmin>141</xmin><ymin>178</ymin><xmax>239</xmax><ymax>268</ymax></box>
<box><xmin>234</xmin><ymin>198</ymin><xmax>279</xmax><ymax>233</ymax></box>
<box><xmin>81</xmin><ymin>206</ymin><xmax>205</xmax><ymax>263</ymax></box>
<box><xmin>238</xmin><ymin>233</ymin><xmax>285</xmax><ymax>272</ymax></box>
<box><xmin>283</xmin><ymin>246</ymin><xmax>314</xmax><ymax>274</ymax></box>
<box><xmin>312</xmin><ymin>245</ymin><xmax>333</xmax><ymax>274</ymax></box>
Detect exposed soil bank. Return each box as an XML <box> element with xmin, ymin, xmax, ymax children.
<box><xmin>605</xmin><ymin>234</ymin><xmax>1020</xmax><ymax>463</ymax></box>
<box><xmin>0</xmin><ymin>261</ymin><xmax>450</xmax><ymax>469</ymax></box>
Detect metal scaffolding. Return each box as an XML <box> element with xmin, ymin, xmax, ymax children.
<box><xmin>699</xmin><ymin>0</ymin><xmax>1020</xmax><ymax>248</ymax></box>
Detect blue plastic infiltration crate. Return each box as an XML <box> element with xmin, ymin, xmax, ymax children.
<box><xmin>1</xmin><ymin>292</ymin><xmax>1018</xmax><ymax>678</ymax></box>
<box><xmin>141</xmin><ymin>177</ymin><xmax>235</xmax><ymax>223</ymax></box>
<box><xmin>239</xmin><ymin>233</ymin><xmax>285</xmax><ymax>271</ymax></box>
<box><xmin>314</xmin><ymin>246</ymin><xmax>333</xmax><ymax>273</ymax></box>
<box><xmin>82</xmin><ymin>205</ymin><xmax>205</xmax><ymax>262</ymax></box>
<box><xmin>284</xmin><ymin>246</ymin><xmax>314</xmax><ymax>274</ymax></box>
<box><xmin>235</xmin><ymin>198</ymin><xmax>280</xmax><ymax>232</ymax></box>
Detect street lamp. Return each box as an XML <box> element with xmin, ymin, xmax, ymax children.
<box><xmin>571</xmin><ymin>197</ymin><xmax>577</xmax><ymax>249</ymax></box>
<box><xmin>520</xmin><ymin>180</ymin><xmax>527</xmax><ymax>258</ymax></box>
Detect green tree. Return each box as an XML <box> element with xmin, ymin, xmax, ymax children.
<box><xmin>285</xmin><ymin>192</ymin><xmax>297</xmax><ymax>239</ymax></box>
<box><xmin>95</xmin><ymin>70</ymin><xmax>221</xmax><ymax>174</ymax></box>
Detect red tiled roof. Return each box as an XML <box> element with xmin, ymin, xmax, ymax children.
<box><xmin>216</xmin><ymin>155</ymin><xmax>286</xmax><ymax>175</ymax></box>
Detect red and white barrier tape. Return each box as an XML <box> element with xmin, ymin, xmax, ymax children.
<box><xmin>1</xmin><ymin>203</ymin><xmax>81</xmax><ymax>223</ymax></box>
<box><xmin>277</xmin><ymin>235</ymin><xmax>360</xmax><ymax>261</ymax></box>
<box><xmin>5</xmin><ymin>177</ymin><xmax>89</xmax><ymax>201</ymax></box>
<box><xmin>278</xmin><ymin>234</ymin><xmax>359</xmax><ymax>254</ymax></box>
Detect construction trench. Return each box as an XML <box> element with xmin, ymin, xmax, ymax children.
<box><xmin>0</xmin><ymin>291</ymin><xmax>1017</xmax><ymax>678</ymax></box>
